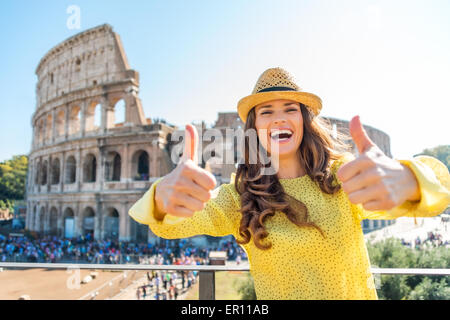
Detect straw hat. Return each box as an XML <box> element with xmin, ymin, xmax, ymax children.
<box><xmin>237</xmin><ymin>67</ymin><xmax>322</xmax><ymax>123</ymax></box>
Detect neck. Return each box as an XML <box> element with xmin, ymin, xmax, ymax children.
<box><xmin>271</xmin><ymin>152</ymin><xmax>306</xmax><ymax>179</ymax></box>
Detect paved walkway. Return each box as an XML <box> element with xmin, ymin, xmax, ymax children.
<box><xmin>364</xmin><ymin>215</ymin><xmax>449</xmax><ymax>244</ymax></box>
<box><xmin>110</xmin><ymin>261</ymin><xmax>249</xmax><ymax>300</ymax></box>
<box><xmin>110</xmin><ymin>270</ymin><xmax>197</xmax><ymax>300</ymax></box>
<box><xmin>0</xmin><ymin>268</ymin><xmax>123</xmax><ymax>300</ymax></box>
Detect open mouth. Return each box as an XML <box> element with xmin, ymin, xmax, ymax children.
<box><xmin>270</xmin><ymin>129</ymin><xmax>293</xmax><ymax>143</ymax></box>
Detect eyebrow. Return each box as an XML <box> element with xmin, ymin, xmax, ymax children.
<box><xmin>257</xmin><ymin>102</ymin><xmax>299</xmax><ymax>110</ymax></box>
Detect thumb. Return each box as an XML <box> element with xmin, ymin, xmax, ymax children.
<box><xmin>182</xmin><ymin>124</ymin><xmax>199</xmax><ymax>164</ymax></box>
<box><xmin>349</xmin><ymin>115</ymin><xmax>375</xmax><ymax>154</ymax></box>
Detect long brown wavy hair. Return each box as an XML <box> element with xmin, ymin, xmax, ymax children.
<box><xmin>234</xmin><ymin>103</ymin><xmax>350</xmax><ymax>250</ymax></box>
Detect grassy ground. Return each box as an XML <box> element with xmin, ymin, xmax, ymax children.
<box><xmin>184</xmin><ymin>271</ymin><xmax>250</xmax><ymax>300</ymax></box>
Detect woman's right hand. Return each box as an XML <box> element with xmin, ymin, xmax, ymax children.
<box><xmin>154</xmin><ymin>124</ymin><xmax>217</xmax><ymax>219</ymax></box>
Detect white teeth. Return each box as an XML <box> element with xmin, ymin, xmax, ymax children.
<box><xmin>270</xmin><ymin>129</ymin><xmax>293</xmax><ymax>138</ymax></box>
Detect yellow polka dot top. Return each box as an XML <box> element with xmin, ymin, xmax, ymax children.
<box><xmin>129</xmin><ymin>155</ymin><xmax>450</xmax><ymax>300</ymax></box>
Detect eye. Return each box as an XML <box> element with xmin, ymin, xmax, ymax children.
<box><xmin>260</xmin><ymin>111</ymin><xmax>272</xmax><ymax>115</ymax></box>
<box><xmin>286</xmin><ymin>108</ymin><xmax>298</xmax><ymax>112</ymax></box>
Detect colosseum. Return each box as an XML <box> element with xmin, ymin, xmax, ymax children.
<box><xmin>25</xmin><ymin>24</ymin><xmax>393</xmax><ymax>243</ymax></box>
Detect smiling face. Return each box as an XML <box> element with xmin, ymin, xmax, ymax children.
<box><xmin>254</xmin><ymin>99</ymin><xmax>304</xmax><ymax>160</ymax></box>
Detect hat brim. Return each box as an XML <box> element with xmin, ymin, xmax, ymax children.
<box><xmin>237</xmin><ymin>91</ymin><xmax>322</xmax><ymax>123</ymax></box>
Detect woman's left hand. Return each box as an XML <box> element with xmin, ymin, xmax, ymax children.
<box><xmin>337</xmin><ymin>116</ymin><xmax>421</xmax><ymax>211</ymax></box>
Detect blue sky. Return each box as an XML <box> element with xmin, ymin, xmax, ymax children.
<box><xmin>0</xmin><ymin>0</ymin><xmax>449</xmax><ymax>162</ymax></box>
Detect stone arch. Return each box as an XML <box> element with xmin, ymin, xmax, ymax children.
<box><xmin>49</xmin><ymin>207</ymin><xmax>58</xmax><ymax>235</ymax></box>
<box><xmin>104</xmin><ymin>207</ymin><xmax>119</xmax><ymax>240</ymax></box>
<box><xmin>51</xmin><ymin>158</ymin><xmax>60</xmax><ymax>185</ymax></box>
<box><xmin>82</xmin><ymin>207</ymin><xmax>95</xmax><ymax>237</ymax></box>
<box><xmin>41</xmin><ymin>160</ymin><xmax>48</xmax><ymax>185</ymax></box>
<box><xmin>114</xmin><ymin>99</ymin><xmax>126</xmax><ymax>127</ymax></box>
<box><xmin>29</xmin><ymin>204</ymin><xmax>37</xmax><ymax>231</ymax></box>
<box><xmin>35</xmin><ymin>160</ymin><xmax>41</xmax><ymax>185</ymax></box>
<box><xmin>34</xmin><ymin>205</ymin><xmax>40</xmax><ymax>231</ymax></box>
<box><xmin>38</xmin><ymin>206</ymin><xmax>46</xmax><ymax>233</ymax></box>
<box><xmin>56</xmin><ymin>109</ymin><xmax>65</xmax><ymax>137</ymax></box>
<box><xmin>38</xmin><ymin>118</ymin><xmax>45</xmax><ymax>144</ymax></box>
<box><xmin>105</xmin><ymin>151</ymin><xmax>121</xmax><ymax>181</ymax></box>
<box><xmin>130</xmin><ymin>218</ymin><xmax>148</xmax><ymax>244</ymax></box>
<box><xmin>45</xmin><ymin>113</ymin><xmax>53</xmax><ymax>141</ymax></box>
<box><xmin>63</xmin><ymin>207</ymin><xmax>75</xmax><ymax>238</ymax></box>
<box><xmin>83</xmin><ymin>153</ymin><xmax>96</xmax><ymax>182</ymax></box>
<box><xmin>131</xmin><ymin>150</ymin><xmax>149</xmax><ymax>181</ymax></box>
<box><xmin>65</xmin><ymin>155</ymin><xmax>76</xmax><ymax>183</ymax></box>
<box><xmin>85</xmin><ymin>100</ymin><xmax>102</xmax><ymax>132</ymax></box>
<box><xmin>69</xmin><ymin>104</ymin><xmax>81</xmax><ymax>135</ymax></box>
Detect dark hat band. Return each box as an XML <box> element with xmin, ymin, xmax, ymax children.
<box><xmin>257</xmin><ymin>86</ymin><xmax>297</xmax><ymax>93</ymax></box>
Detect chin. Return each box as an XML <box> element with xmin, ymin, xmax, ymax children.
<box><xmin>269</xmin><ymin>147</ymin><xmax>298</xmax><ymax>159</ymax></box>
<box><xmin>268</xmin><ymin>142</ymin><xmax>300</xmax><ymax>157</ymax></box>
<box><xmin>275</xmin><ymin>151</ymin><xmax>298</xmax><ymax>160</ymax></box>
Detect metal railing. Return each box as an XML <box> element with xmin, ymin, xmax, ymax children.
<box><xmin>0</xmin><ymin>253</ymin><xmax>173</xmax><ymax>264</ymax></box>
<box><xmin>0</xmin><ymin>262</ymin><xmax>449</xmax><ymax>300</ymax></box>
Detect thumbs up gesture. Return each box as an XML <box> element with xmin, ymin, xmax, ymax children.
<box><xmin>336</xmin><ymin>116</ymin><xmax>420</xmax><ymax>211</ymax></box>
<box><xmin>154</xmin><ymin>124</ymin><xmax>217</xmax><ymax>219</ymax></box>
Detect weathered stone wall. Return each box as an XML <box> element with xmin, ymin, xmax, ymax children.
<box><xmin>35</xmin><ymin>24</ymin><xmax>132</xmax><ymax>108</ymax></box>
<box><xmin>27</xmin><ymin>25</ymin><xmax>175</xmax><ymax>242</ymax></box>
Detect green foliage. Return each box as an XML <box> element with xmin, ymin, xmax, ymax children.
<box><xmin>366</xmin><ymin>238</ymin><xmax>450</xmax><ymax>300</ymax></box>
<box><xmin>409</xmin><ymin>278</ymin><xmax>450</xmax><ymax>300</ymax></box>
<box><xmin>366</xmin><ymin>237</ymin><xmax>416</xmax><ymax>268</ymax></box>
<box><xmin>407</xmin><ymin>246</ymin><xmax>450</xmax><ymax>289</ymax></box>
<box><xmin>417</xmin><ymin>145</ymin><xmax>450</xmax><ymax>171</ymax></box>
<box><xmin>0</xmin><ymin>155</ymin><xmax>28</xmax><ymax>204</ymax></box>
<box><xmin>0</xmin><ymin>199</ymin><xmax>14</xmax><ymax>210</ymax></box>
<box><xmin>366</xmin><ymin>238</ymin><xmax>415</xmax><ymax>300</ymax></box>
<box><xmin>378</xmin><ymin>274</ymin><xmax>411</xmax><ymax>300</ymax></box>
<box><xmin>236</xmin><ymin>272</ymin><xmax>257</xmax><ymax>300</ymax></box>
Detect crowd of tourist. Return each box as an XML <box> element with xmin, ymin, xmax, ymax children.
<box><xmin>400</xmin><ymin>231</ymin><xmax>449</xmax><ymax>250</ymax></box>
<box><xmin>136</xmin><ymin>269</ymin><xmax>199</xmax><ymax>300</ymax></box>
<box><xmin>0</xmin><ymin>233</ymin><xmax>248</xmax><ymax>264</ymax></box>
<box><xmin>2</xmin><ymin>227</ymin><xmax>447</xmax><ymax>265</ymax></box>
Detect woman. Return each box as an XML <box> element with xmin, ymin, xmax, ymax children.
<box><xmin>129</xmin><ymin>67</ymin><xmax>449</xmax><ymax>299</ymax></box>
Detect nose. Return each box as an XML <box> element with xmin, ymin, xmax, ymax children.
<box><xmin>273</xmin><ymin>118</ymin><xmax>287</xmax><ymax>125</ymax></box>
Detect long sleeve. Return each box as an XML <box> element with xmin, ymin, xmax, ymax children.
<box><xmin>332</xmin><ymin>154</ymin><xmax>450</xmax><ymax>221</ymax></box>
<box><xmin>128</xmin><ymin>177</ymin><xmax>242</xmax><ymax>239</ymax></box>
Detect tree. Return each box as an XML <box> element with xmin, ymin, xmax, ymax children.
<box><xmin>409</xmin><ymin>278</ymin><xmax>450</xmax><ymax>300</ymax></box>
<box><xmin>366</xmin><ymin>238</ymin><xmax>450</xmax><ymax>300</ymax></box>
<box><xmin>235</xmin><ymin>273</ymin><xmax>257</xmax><ymax>300</ymax></box>
<box><xmin>366</xmin><ymin>238</ymin><xmax>415</xmax><ymax>300</ymax></box>
<box><xmin>416</xmin><ymin>145</ymin><xmax>450</xmax><ymax>171</ymax></box>
<box><xmin>0</xmin><ymin>155</ymin><xmax>29</xmax><ymax>206</ymax></box>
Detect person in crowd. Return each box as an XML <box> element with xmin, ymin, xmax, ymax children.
<box><xmin>174</xmin><ymin>286</ymin><xmax>179</xmax><ymax>300</ymax></box>
<box><xmin>0</xmin><ymin>234</ymin><xmax>245</xmax><ymax>264</ymax></box>
<box><xmin>136</xmin><ymin>287</ymin><xmax>141</xmax><ymax>300</ymax></box>
<box><xmin>142</xmin><ymin>285</ymin><xmax>147</xmax><ymax>299</ymax></box>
